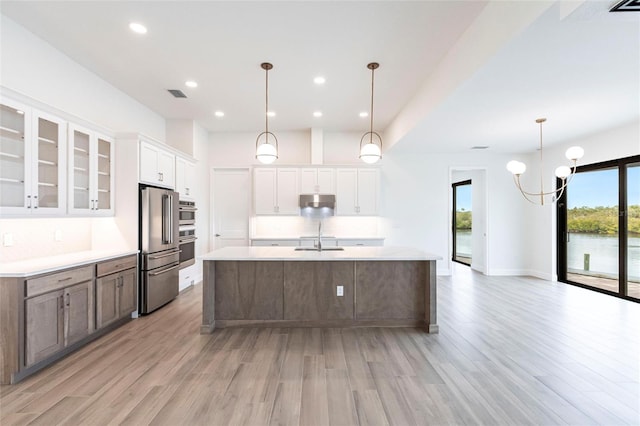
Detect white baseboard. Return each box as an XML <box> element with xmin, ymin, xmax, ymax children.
<box><xmin>437</xmin><ymin>267</ymin><xmax>451</xmax><ymax>276</ymax></box>
<box><xmin>488</xmin><ymin>269</ymin><xmax>556</xmax><ymax>281</ymax></box>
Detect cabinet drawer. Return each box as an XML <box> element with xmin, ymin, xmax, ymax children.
<box><xmin>251</xmin><ymin>240</ymin><xmax>299</xmax><ymax>247</ymax></box>
<box><xmin>97</xmin><ymin>255</ymin><xmax>137</xmax><ymax>277</ymax></box>
<box><xmin>26</xmin><ymin>265</ymin><xmax>94</xmax><ymax>298</ymax></box>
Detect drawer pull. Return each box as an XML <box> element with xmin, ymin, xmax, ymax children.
<box><xmin>149</xmin><ymin>264</ymin><xmax>180</xmax><ymax>276</ymax></box>
<box><xmin>149</xmin><ymin>250</ymin><xmax>181</xmax><ymax>260</ymax></box>
<box><xmin>58</xmin><ymin>277</ymin><xmax>73</xmax><ymax>282</ymax></box>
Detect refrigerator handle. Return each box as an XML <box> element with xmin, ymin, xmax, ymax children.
<box><xmin>169</xmin><ymin>194</ymin><xmax>174</xmax><ymax>244</ymax></box>
<box><xmin>162</xmin><ymin>194</ymin><xmax>170</xmax><ymax>244</ymax></box>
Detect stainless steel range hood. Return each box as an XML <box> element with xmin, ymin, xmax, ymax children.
<box><xmin>299</xmin><ymin>194</ymin><xmax>336</xmax><ymax>209</ymax></box>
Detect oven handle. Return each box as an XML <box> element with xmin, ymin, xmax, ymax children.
<box><xmin>148</xmin><ymin>249</ymin><xmax>182</xmax><ymax>260</ymax></box>
<box><xmin>179</xmin><ymin>206</ymin><xmax>198</xmax><ymax>212</ymax></box>
<box><xmin>149</xmin><ymin>263</ymin><xmax>180</xmax><ymax>276</ymax></box>
<box><xmin>179</xmin><ymin>237</ymin><xmax>198</xmax><ymax>243</ymax></box>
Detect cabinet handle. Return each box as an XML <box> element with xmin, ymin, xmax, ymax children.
<box><xmin>66</xmin><ymin>293</ymin><xmax>70</xmax><ymax>307</ymax></box>
<box><xmin>186</xmin><ymin>188</ymin><xmax>189</xmax><ymax>195</ymax></box>
<box><xmin>33</xmin><ymin>195</ymin><xmax>38</xmax><ymax>209</ymax></box>
<box><xmin>59</xmin><ymin>295</ymin><xmax>64</xmax><ymax>310</ymax></box>
<box><xmin>27</xmin><ymin>195</ymin><xmax>31</xmax><ymax>209</ymax></box>
<box><xmin>58</xmin><ymin>277</ymin><xmax>73</xmax><ymax>282</ymax></box>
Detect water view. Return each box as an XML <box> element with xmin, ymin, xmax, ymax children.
<box><xmin>567</xmin><ymin>233</ymin><xmax>640</xmax><ymax>282</ymax></box>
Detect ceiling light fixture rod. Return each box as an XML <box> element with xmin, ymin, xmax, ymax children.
<box><xmin>255</xmin><ymin>62</ymin><xmax>278</xmax><ymax>164</ymax></box>
<box><xmin>359</xmin><ymin>62</ymin><xmax>382</xmax><ymax>164</ymax></box>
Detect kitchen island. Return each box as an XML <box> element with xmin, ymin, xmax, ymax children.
<box><xmin>200</xmin><ymin>246</ymin><xmax>440</xmax><ymax>333</ymax></box>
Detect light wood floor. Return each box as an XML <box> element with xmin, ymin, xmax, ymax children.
<box><xmin>1</xmin><ymin>265</ymin><xmax>639</xmax><ymax>425</ymax></box>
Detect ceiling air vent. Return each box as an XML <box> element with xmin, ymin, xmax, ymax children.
<box><xmin>168</xmin><ymin>89</ymin><xmax>187</xmax><ymax>98</ymax></box>
<box><xmin>471</xmin><ymin>146</ymin><xmax>489</xmax><ymax>150</ymax></box>
<box><xmin>610</xmin><ymin>0</ymin><xmax>640</xmax><ymax>12</ymax></box>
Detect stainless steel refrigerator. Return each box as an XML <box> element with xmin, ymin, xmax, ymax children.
<box><xmin>139</xmin><ymin>185</ymin><xmax>180</xmax><ymax>314</ymax></box>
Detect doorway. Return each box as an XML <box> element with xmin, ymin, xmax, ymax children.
<box><xmin>449</xmin><ymin>168</ymin><xmax>488</xmax><ymax>275</ymax></box>
<box><xmin>557</xmin><ymin>155</ymin><xmax>639</xmax><ymax>301</ymax></box>
<box><xmin>452</xmin><ymin>179</ymin><xmax>472</xmax><ymax>266</ymax></box>
<box><xmin>212</xmin><ymin>168</ymin><xmax>250</xmax><ymax>249</ymax></box>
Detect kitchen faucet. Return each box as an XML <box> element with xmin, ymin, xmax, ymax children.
<box><xmin>317</xmin><ymin>220</ymin><xmax>322</xmax><ymax>251</ymax></box>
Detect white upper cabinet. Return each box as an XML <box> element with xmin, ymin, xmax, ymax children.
<box><xmin>68</xmin><ymin>124</ymin><xmax>114</xmax><ymax>216</ymax></box>
<box><xmin>253</xmin><ymin>168</ymin><xmax>299</xmax><ymax>215</ymax></box>
<box><xmin>336</xmin><ymin>168</ymin><xmax>379</xmax><ymax>215</ymax></box>
<box><xmin>300</xmin><ymin>168</ymin><xmax>334</xmax><ymax>194</ymax></box>
<box><xmin>176</xmin><ymin>157</ymin><xmax>196</xmax><ymax>200</ymax></box>
<box><xmin>139</xmin><ymin>140</ymin><xmax>175</xmax><ymax>189</ymax></box>
<box><xmin>0</xmin><ymin>99</ymin><xmax>67</xmax><ymax>216</ymax></box>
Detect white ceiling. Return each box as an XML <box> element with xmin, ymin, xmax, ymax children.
<box><xmin>1</xmin><ymin>1</ymin><xmax>638</xmax><ymax>154</ymax></box>
<box><xmin>0</xmin><ymin>0</ymin><xmax>487</xmax><ymax>133</ymax></box>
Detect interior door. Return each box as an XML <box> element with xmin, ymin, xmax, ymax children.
<box><xmin>213</xmin><ymin>168</ymin><xmax>250</xmax><ymax>248</ymax></box>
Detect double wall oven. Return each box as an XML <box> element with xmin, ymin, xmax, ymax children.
<box><xmin>178</xmin><ymin>200</ymin><xmax>197</xmax><ymax>269</ymax></box>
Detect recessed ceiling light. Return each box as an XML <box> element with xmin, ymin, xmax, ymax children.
<box><xmin>313</xmin><ymin>111</ymin><xmax>323</xmax><ymax>117</ymax></box>
<box><xmin>16</xmin><ymin>110</ymin><xmax>24</xmax><ymax>115</ymax></box>
<box><xmin>359</xmin><ymin>112</ymin><xmax>368</xmax><ymax>118</ymax></box>
<box><xmin>267</xmin><ymin>111</ymin><xmax>276</xmax><ymax>117</ymax></box>
<box><xmin>185</xmin><ymin>80</ymin><xmax>198</xmax><ymax>88</ymax></box>
<box><xmin>129</xmin><ymin>22</ymin><xmax>147</xmax><ymax>34</ymax></box>
<box><xmin>214</xmin><ymin>111</ymin><xmax>225</xmax><ymax>118</ymax></box>
<box><xmin>313</xmin><ymin>76</ymin><xmax>326</xmax><ymax>85</ymax></box>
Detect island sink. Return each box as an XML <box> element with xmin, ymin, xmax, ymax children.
<box><xmin>294</xmin><ymin>247</ymin><xmax>344</xmax><ymax>251</ymax></box>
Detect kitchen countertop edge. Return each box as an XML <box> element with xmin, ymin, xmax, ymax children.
<box><xmin>1</xmin><ymin>249</ymin><xmax>139</xmax><ymax>278</ymax></box>
<box><xmin>200</xmin><ymin>246</ymin><xmax>440</xmax><ymax>261</ymax></box>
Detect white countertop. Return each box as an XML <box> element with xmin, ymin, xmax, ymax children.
<box><xmin>200</xmin><ymin>246</ymin><xmax>440</xmax><ymax>261</ymax></box>
<box><xmin>250</xmin><ymin>236</ymin><xmax>385</xmax><ymax>240</ymax></box>
<box><xmin>0</xmin><ymin>249</ymin><xmax>139</xmax><ymax>278</ymax></box>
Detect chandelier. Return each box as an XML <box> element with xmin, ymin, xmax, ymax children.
<box><xmin>359</xmin><ymin>62</ymin><xmax>382</xmax><ymax>164</ymax></box>
<box><xmin>255</xmin><ymin>62</ymin><xmax>278</xmax><ymax>164</ymax></box>
<box><xmin>506</xmin><ymin>118</ymin><xmax>584</xmax><ymax>205</ymax></box>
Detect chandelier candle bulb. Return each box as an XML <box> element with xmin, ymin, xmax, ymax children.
<box><xmin>565</xmin><ymin>146</ymin><xmax>585</xmax><ymax>161</ymax></box>
<box><xmin>555</xmin><ymin>166</ymin><xmax>572</xmax><ymax>179</ymax></box>
<box><xmin>506</xmin><ymin>160</ymin><xmax>526</xmax><ymax>175</ymax></box>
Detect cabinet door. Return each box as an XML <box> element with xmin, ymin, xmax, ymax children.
<box><xmin>335</xmin><ymin>169</ymin><xmax>358</xmax><ymax>215</ymax></box>
<box><xmin>276</xmin><ymin>168</ymin><xmax>299</xmax><ymax>214</ymax></box>
<box><xmin>317</xmin><ymin>169</ymin><xmax>335</xmax><ymax>194</ymax></box>
<box><xmin>64</xmin><ymin>281</ymin><xmax>92</xmax><ymax>346</ymax></box>
<box><xmin>158</xmin><ymin>150</ymin><xmax>175</xmax><ymax>188</ymax></box>
<box><xmin>357</xmin><ymin>169</ymin><xmax>379</xmax><ymax>215</ymax></box>
<box><xmin>139</xmin><ymin>141</ymin><xmax>159</xmax><ymax>185</ymax></box>
<box><xmin>299</xmin><ymin>168</ymin><xmax>318</xmax><ymax>194</ymax></box>
<box><xmin>68</xmin><ymin>124</ymin><xmax>94</xmax><ymax>214</ymax></box>
<box><xmin>95</xmin><ymin>134</ymin><xmax>114</xmax><ymax>215</ymax></box>
<box><xmin>25</xmin><ymin>290</ymin><xmax>64</xmax><ymax>366</ymax></box>
<box><xmin>254</xmin><ymin>168</ymin><xmax>277</xmax><ymax>214</ymax></box>
<box><xmin>32</xmin><ymin>110</ymin><xmax>66</xmax><ymax>215</ymax></box>
<box><xmin>0</xmin><ymin>100</ymin><xmax>32</xmax><ymax>215</ymax></box>
<box><xmin>176</xmin><ymin>158</ymin><xmax>195</xmax><ymax>200</ymax></box>
<box><xmin>119</xmin><ymin>268</ymin><xmax>137</xmax><ymax>318</ymax></box>
<box><xmin>96</xmin><ymin>273</ymin><xmax>119</xmax><ymax>329</ymax></box>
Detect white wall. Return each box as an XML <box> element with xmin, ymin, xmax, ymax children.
<box><xmin>209</xmin><ymin>131</ymin><xmax>311</xmax><ymax>166</ymax></box>
<box><xmin>166</xmin><ymin>119</ymin><xmax>195</xmax><ymax>157</ymax></box>
<box><xmin>525</xmin><ymin>120</ymin><xmax>640</xmax><ymax>280</ymax></box>
<box><xmin>380</xmin><ymin>149</ymin><xmax>528</xmax><ymax>276</ymax></box>
<box><xmin>193</xmin><ymin>122</ymin><xmax>210</xmax><ymax>278</ymax></box>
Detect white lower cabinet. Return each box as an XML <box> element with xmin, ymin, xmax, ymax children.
<box><xmin>251</xmin><ymin>239</ymin><xmax>300</xmax><ymax>247</ymax></box>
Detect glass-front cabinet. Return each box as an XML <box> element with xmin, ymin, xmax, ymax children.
<box><xmin>68</xmin><ymin>124</ymin><xmax>114</xmax><ymax>215</ymax></box>
<box><xmin>0</xmin><ymin>99</ymin><xmax>66</xmax><ymax>215</ymax></box>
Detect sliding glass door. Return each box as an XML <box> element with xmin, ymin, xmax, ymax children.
<box><xmin>558</xmin><ymin>155</ymin><xmax>639</xmax><ymax>301</ymax></box>
<box><xmin>452</xmin><ymin>180</ymin><xmax>472</xmax><ymax>266</ymax></box>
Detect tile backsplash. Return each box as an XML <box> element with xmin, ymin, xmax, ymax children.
<box><xmin>251</xmin><ymin>216</ymin><xmax>381</xmax><ymax>238</ymax></box>
<box><xmin>0</xmin><ymin>218</ymin><xmax>93</xmax><ymax>262</ymax></box>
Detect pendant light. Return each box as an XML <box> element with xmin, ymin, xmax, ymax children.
<box><xmin>255</xmin><ymin>62</ymin><xmax>278</xmax><ymax>164</ymax></box>
<box><xmin>359</xmin><ymin>62</ymin><xmax>382</xmax><ymax>164</ymax></box>
<box><xmin>506</xmin><ymin>118</ymin><xmax>584</xmax><ymax>205</ymax></box>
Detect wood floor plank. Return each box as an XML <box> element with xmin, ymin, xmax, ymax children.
<box><xmin>1</xmin><ymin>267</ymin><xmax>638</xmax><ymax>426</ymax></box>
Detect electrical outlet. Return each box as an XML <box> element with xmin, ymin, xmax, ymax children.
<box><xmin>54</xmin><ymin>229</ymin><xmax>62</xmax><ymax>241</ymax></box>
<box><xmin>3</xmin><ymin>233</ymin><xmax>14</xmax><ymax>247</ymax></box>
<box><xmin>337</xmin><ymin>285</ymin><xmax>344</xmax><ymax>297</ymax></box>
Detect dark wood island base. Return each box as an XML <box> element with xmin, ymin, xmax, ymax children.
<box><xmin>201</xmin><ymin>259</ymin><xmax>438</xmax><ymax>333</ymax></box>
